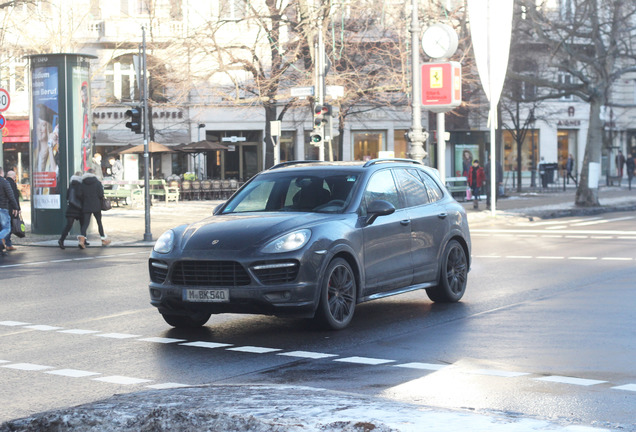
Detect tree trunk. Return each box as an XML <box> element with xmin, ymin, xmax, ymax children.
<box><xmin>575</xmin><ymin>98</ymin><xmax>602</xmax><ymax>207</ymax></box>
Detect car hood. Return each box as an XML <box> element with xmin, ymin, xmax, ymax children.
<box><xmin>177</xmin><ymin>212</ymin><xmax>337</xmax><ymax>251</ymax></box>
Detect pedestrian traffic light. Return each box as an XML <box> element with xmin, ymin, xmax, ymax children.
<box><xmin>309</xmin><ymin>127</ymin><xmax>323</xmax><ymax>146</ymax></box>
<box><xmin>313</xmin><ymin>103</ymin><xmax>331</xmax><ymax>127</ymax></box>
<box><xmin>124</xmin><ymin>106</ymin><xmax>143</xmax><ymax>134</ymax></box>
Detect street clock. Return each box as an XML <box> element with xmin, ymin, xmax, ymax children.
<box><xmin>421</xmin><ymin>23</ymin><xmax>458</xmax><ymax>59</ymax></box>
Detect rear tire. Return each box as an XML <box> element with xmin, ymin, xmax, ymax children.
<box><xmin>161</xmin><ymin>311</ymin><xmax>211</xmax><ymax>328</ymax></box>
<box><xmin>426</xmin><ymin>240</ymin><xmax>468</xmax><ymax>303</ymax></box>
<box><xmin>315</xmin><ymin>258</ymin><xmax>357</xmax><ymax>330</ymax></box>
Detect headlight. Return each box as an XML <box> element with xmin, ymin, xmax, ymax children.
<box><xmin>154</xmin><ymin>230</ymin><xmax>175</xmax><ymax>254</ymax></box>
<box><xmin>262</xmin><ymin>229</ymin><xmax>311</xmax><ymax>253</ymax></box>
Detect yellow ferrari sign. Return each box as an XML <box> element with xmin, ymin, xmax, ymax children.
<box><xmin>430</xmin><ymin>67</ymin><xmax>443</xmax><ymax>88</ymax></box>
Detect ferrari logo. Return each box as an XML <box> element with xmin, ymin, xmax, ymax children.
<box><xmin>430</xmin><ymin>67</ymin><xmax>443</xmax><ymax>88</ymax></box>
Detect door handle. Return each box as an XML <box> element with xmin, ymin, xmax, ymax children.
<box><xmin>438</xmin><ymin>213</ymin><xmax>448</xmax><ymax>219</ymax></box>
<box><xmin>400</xmin><ymin>219</ymin><xmax>411</xmax><ymax>226</ymax></box>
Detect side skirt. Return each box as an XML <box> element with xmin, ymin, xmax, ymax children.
<box><xmin>361</xmin><ymin>281</ymin><xmax>437</xmax><ymax>302</ymax></box>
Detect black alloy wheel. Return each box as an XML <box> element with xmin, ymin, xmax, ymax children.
<box><xmin>316</xmin><ymin>258</ymin><xmax>357</xmax><ymax>330</ymax></box>
<box><xmin>426</xmin><ymin>239</ymin><xmax>468</xmax><ymax>302</ymax></box>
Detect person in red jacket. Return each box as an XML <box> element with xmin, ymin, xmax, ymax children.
<box><xmin>468</xmin><ymin>159</ymin><xmax>485</xmax><ymax>209</ymax></box>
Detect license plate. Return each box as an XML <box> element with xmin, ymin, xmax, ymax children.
<box><xmin>183</xmin><ymin>288</ymin><xmax>229</xmax><ymax>303</ymax></box>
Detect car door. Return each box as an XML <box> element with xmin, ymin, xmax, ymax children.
<box><xmin>395</xmin><ymin>168</ymin><xmax>450</xmax><ymax>284</ymax></box>
<box><xmin>361</xmin><ymin>169</ymin><xmax>413</xmax><ymax>294</ymax></box>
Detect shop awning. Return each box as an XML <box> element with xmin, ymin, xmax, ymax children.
<box><xmin>2</xmin><ymin>119</ymin><xmax>30</xmax><ymax>143</ymax></box>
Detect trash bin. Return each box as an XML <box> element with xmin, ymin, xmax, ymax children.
<box><xmin>539</xmin><ymin>163</ymin><xmax>558</xmax><ymax>188</ymax></box>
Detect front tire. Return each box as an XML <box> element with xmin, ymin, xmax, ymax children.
<box><xmin>315</xmin><ymin>258</ymin><xmax>357</xmax><ymax>330</ymax></box>
<box><xmin>426</xmin><ymin>239</ymin><xmax>468</xmax><ymax>303</ymax></box>
<box><xmin>161</xmin><ymin>311</ymin><xmax>211</xmax><ymax>328</ymax></box>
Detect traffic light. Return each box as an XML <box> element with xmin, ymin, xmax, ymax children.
<box><xmin>309</xmin><ymin>127</ymin><xmax>323</xmax><ymax>146</ymax></box>
<box><xmin>313</xmin><ymin>103</ymin><xmax>331</xmax><ymax>127</ymax></box>
<box><xmin>124</xmin><ymin>106</ymin><xmax>143</xmax><ymax>134</ymax></box>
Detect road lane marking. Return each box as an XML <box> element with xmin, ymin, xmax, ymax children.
<box><xmin>468</xmin><ymin>369</ymin><xmax>531</xmax><ymax>378</ymax></box>
<box><xmin>334</xmin><ymin>356</ymin><xmax>395</xmax><ymax>365</ymax></box>
<box><xmin>568</xmin><ymin>257</ymin><xmax>597</xmax><ymax>260</ymax></box>
<box><xmin>180</xmin><ymin>341</ymin><xmax>232</xmax><ymax>349</ymax></box>
<box><xmin>24</xmin><ymin>325</ymin><xmax>63</xmax><ymax>331</ymax></box>
<box><xmin>394</xmin><ymin>362</ymin><xmax>448</xmax><ymax>371</ymax></box>
<box><xmin>139</xmin><ymin>337</ymin><xmax>187</xmax><ymax>344</ymax></box>
<box><xmin>277</xmin><ymin>351</ymin><xmax>338</xmax><ymax>359</ymax></box>
<box><xmin>95</xmin><ymin>333</ymin><xmax>141</xmax><ymax>339</ymax></box>
<box><xmin>2</xmin><ymin>363</ymin><xmax>53</xmax><ymax>371</ymax></box>
<box><xmin>227</xmin><ymin>346</ymin><xmax>282</xmax><ymax>354</ymax></box>
<box><xmin>612</xmin><ymin>384</ymin><xmax>636</xmax><ymax>392</ymax></box>
<box><xmin>58</xmin><ymin>329</ymin><xmax>101</xmax><ymax>335</ymax></box>
<box><xmin>601</xmin><ymin>257</ymin><xmax>633</xmax><ymax>261</ymax></box>
<box><xmin>0</xmin><ymin>321</ymin><xmax>31</xmax><ymax>326</ymax></box>
<box><xmin>93</xmin><ymin>375</ymin><xmax>152</xmax><ymax>385</ymax></box>
<box><xmin>507</xmin><ymin>256</ymin><xmax>533</xmax><ymax>259</ymax></box>
<box><xmin>46</xmin><ymin>369</ymin><xmax>101</xmax><ymax>378</ymax></box>
<box><xmin>537</xmin><ymin>256</ymin><xmax>565</xmax><ymax>260</ymax></box>
<box><xmin>0</xmin><ymin>251</ymin><xmax>149</xmax><ymax>269</ymax></box>
<box><xmin>535</xmin><ymin>376</ymin><xmax>607</xmax><ymax>386</ymax></box>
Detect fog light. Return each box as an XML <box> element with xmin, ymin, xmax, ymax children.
<box><xmin>150</xmin><ymin>289</ymin><xmax>161</xmax><ymax>298</ymax></box>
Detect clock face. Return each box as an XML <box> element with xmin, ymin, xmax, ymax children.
<box><xmin>422</xmin><ymin>24</ymin><xmax>458</xmax><ymax>59</ymax></box>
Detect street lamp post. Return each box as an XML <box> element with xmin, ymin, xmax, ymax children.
<box><xmin>407</xmin><ymin>0</ymin><xmax>429</xmax><ymax>162</ymax></box>
<box><xmin>197</xmin><ymin>123</ymin><xmax>205</xmax><ymax>179</ymax></box>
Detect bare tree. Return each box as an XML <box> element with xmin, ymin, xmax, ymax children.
<box><xmin>515</xmin><ymin>0</ymin><xmax>636</xmax><ymax>206</ymax></box>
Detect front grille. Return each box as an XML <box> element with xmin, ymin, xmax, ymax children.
<box><xmin>149</xmin><ymin>259</ymin><xmax>168</xmax><ymax>283</ymax></box>
<box><xmin>171</xmin><ymin>260</ymin><xmax>251</xmax><ymax>286</ymax></box>
<box><xmin>251</xmin><ymin>261</ymin><xmax>300</xmax><ymax>285</ymax></box>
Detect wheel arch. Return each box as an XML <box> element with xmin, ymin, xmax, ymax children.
<box><xmin>331</xmin><ymin>250</ymin><xmax>363</xmax><ymax>302</ymax></box>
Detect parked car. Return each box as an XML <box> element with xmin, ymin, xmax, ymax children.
<box><xmin>148</xmin><ymin>159</ymin><xmax>471</xmax><ymax>330</ymax></box>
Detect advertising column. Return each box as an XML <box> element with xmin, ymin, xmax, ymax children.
<box><xmin>28</xmin><ymin>54</ymin><xmax>96</xmax><ymax>234</ymax></box>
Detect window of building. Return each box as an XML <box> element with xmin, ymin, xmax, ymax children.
<box><xmin>558</xmin><ymin>72</ymin><xmax>574</xmax><ymax>101</ymax></box>
<box><xmin>219</xmin><ymin>0</ymin><xmax>247</xmax><ymax>20</ymax></box>
<box><xmin>394</xmin><ymin>129</ymin><xmax>408</xmax><ymax>159</ymax></box>
<box><xmin>557</xmin><ymin>129</ymin><xmax>577</xmax><ymax>170</ymax></box>
<box><xmin>170</xmin><ymin>0</ymin><xmax>183</xmax><ymax>19</ymax></box>
<box><xmin>353</xmin><ymin>131</ymin><xmax>386</xmax><ymax>161</ymax></box>
<box><xmin>280</xmin><ymin>131</ymin><xmax>296</xmax><ymax>162</ymax></box>
<box><xmin>503</xmin><ymin>129</ymin><xmax>540</xmax><ymax>173</ymax></box>
<box><xmin>105</xmin><ymin>57</ymin><xmax>137</xmax><ymax>102</ymax></box>
<box><xmin>560</xmin><ymin>0</ymin><xmax>574</xmax><ymax>21</ymax></box>
<box><xmin>90</xmin><ymin>0</ymin><xmax>101</xmax><ymax>17</ymax></box>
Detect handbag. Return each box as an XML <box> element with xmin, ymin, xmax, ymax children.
<box><xmin>11</xmin><ymin>215</ymin><xmax>26</xmax><ymax>238</ymax></box>
<box><xmin>101</xmin><ymin>197</ymin><xmax>112</xmax><ymax>211</ymax></box>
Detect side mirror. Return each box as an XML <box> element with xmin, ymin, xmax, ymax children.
<box><xmin>365</xmin><ymin>200</ymin><xmax>396</xmax><ymax>225</ymax></box>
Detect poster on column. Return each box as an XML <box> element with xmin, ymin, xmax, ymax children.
<box><xmin>71</xmin><ymin>66</ymin><xmax>92</xmax><ymax>174</ymax></box>
<box><xmin>455</xmin><ymin>144</ymin><xmax>479</xmax><ymax>178</ymax></box>
<box><xmin>32</xmin><ymin>66</ymin><xmax>60</xmax><ymax>209</ymax></box>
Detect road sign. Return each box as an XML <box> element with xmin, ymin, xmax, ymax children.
<box><xmin>221</xmin><ymin>136</ymin><xmax>246</xmax><ymax>143</ymax></box>
<box><xmin>290</xmin><ymin>86</ymin><xmax>314</xmax><ymax>98</ymax></box>
<box><xmin>0</xmin><ymin>114</ymin><xmax>5</xmax><ymax>129</ymax></box>
<box><xmin>0</xmin><ymin>88</ymin><xmax>10</xmax><ymax>112</ymax></box>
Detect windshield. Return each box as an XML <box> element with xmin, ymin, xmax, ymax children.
<box><xmin>221</xmin><ymin>172</ymin><xmax>360</xmax><ymax>214</ymax></box>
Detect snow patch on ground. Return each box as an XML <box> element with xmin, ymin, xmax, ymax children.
<box><xmin>0</xmin><ymin>385</ymin><xmax>611</xmax><ymax>432</ymax></box>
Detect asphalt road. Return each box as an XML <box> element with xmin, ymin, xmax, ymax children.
<box><xmin>0</xmin><ymin>211</ymin><xmax>635</xmax><ymax>430</ymax></box>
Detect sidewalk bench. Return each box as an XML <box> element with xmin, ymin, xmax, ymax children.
<box><xmin>445</xmin><ymin>177</ymin><xmax>468</xmax><ymax>201</ymax></box>
<box><xmin>149</xmin><ymin>179</ymin><xmax>179</xmax><ymax>202</ymax></box>
<box><xmin>103</xmin><ymin>185</ymin><xmax>144</xmax><ymax>207</ymax></box>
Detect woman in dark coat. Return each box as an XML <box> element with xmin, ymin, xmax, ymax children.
<box><xmin>58</xmin><ymin>172</ymin><xmax>84</xmax><ymax>249</ymax></box>
<box><xmin>78</xmin><ymin>168</ymin><xmax>110</xmax><ymax>248</ymax></box>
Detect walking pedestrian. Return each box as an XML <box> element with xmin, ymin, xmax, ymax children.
<box><xmin>4</xmin><ymin>170</ymin><xmax>21</xmax><ymax>251</ymax></box>
<box><xmin>616</xmin><ymin>150</ymin><xmax>626</xmax><ymax>179</ymax></box>
<box><xmin>626</xmin><ymin>153</ymin><xmax>635</xmax><ymax>191</ymax></box>
<box><xmin>58</xmin><ymin>172</ymin><xmax>84</xmax><ymax>249</ymax></box>
<box><xmin>566</xmin><ymin>153</ymin><xmax>577</xmax><ymax>185</ymax></box>
<box><xmin>468</xmin><ymin>159</ymin><xmax>485</xmax><ymax>210</ymax></box>
<box><xmin>78</xmin><ymin>168</ymin><xmax>111</xmax><ymax>249</ymax></box>
<box><xmin>0</xmin><ymin>166</ymin><xmax>19</xmax><ymax>257</ymax></box>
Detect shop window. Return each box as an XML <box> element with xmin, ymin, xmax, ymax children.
<box><xmin>503</xmin><ymin>129</ymin><xmax>540</xmax><ymax>173</ymax></box>
<box><xmin>394</xmin><ymin>129</ymin><xmax>408</xmax><ymax>159</ymax></box>
<box><xmin>280</xmin><ymin>131</ymin><xmax>296</xmax><ymax>162</ymax></box>
<box><xmin>353</xmin><ymin>131</ymin><xmax>386</xmax><ymax>161</ymax></box>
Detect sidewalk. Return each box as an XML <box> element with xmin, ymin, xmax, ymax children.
<box><xmin>9</xmin><ymin>185</ymin><xmax>636</xmax><ymax>249</ymax></box>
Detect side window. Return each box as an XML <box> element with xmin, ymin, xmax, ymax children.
<box><xmin>417</xmin><ymin>170</ymin><xmax>445</xmax><ymax>203</ymax></box>
<box><xmin>396</xmin><ymin>169</ymin><xmax>430</xmax><ymax>207</ymax></box>
<box><xmin>363</xmin><ymin>170</ymin><xmax>401</xmax><ymax>211</ymax></box>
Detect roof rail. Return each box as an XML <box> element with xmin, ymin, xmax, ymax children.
<box><xmin>269</xmin><ymin>160</ymin><xmax>327</xmax><ymax>170</ymax></box>
<box><xmin>362</xmin><ymin>158</ymin><xmax>423</xmax><ymax>168</ymax></box>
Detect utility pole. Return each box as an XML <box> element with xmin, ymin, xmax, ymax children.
<box><xmin>316</xmin><ymin>20</ymin><xmax>326</xmax><ymax>161</ymax></box>
<box><xmin>407</xmin><ymin>0</ymin><xmax>429</xmax><ymax>162</ymax></box>
<box><xmin>142</xmin><ymin>26</ymin><xmax>152</xmax><ymax>242</ymax></box>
